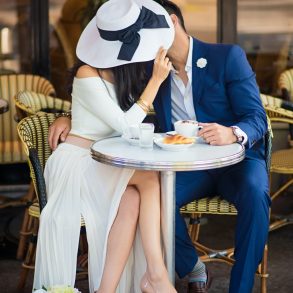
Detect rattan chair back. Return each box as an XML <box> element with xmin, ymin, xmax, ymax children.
<box><xmin>0</xmin><ymin>74</ymin><xmax>56</xmax><ymax>163</ymax></box>
<box><xmin>260</xmin><ymin>93</ymin><xmax>293</xmax><ymax>123</ymax></box>
<box><xmin>260</xmin><ymin>94</ymin><xmax>293</xmax><ymax>233</ymax></box>
<box><xmin>15</xmin><ymin>90</ymin><xmax>71</xmax><ymax>120</ymax></box>
<box><xmin>278</xmin><ymin>68</ymin><xmax>293</xmax><ymax>101</ymax></box>
<box><xmin>17</xmin><ymin>113</ymin><xmax>56</xmax><ymax>210</ymax></box>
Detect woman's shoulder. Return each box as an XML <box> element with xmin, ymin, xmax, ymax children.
<box><xmin>75</xmin><ymin>65</ymin><xmax>114</xmax><ymax>83</ymax></box>
<box><xmin>76</xmin><ymin>65</ymin><xmax>99</xmax><ymax>78</ymax></box>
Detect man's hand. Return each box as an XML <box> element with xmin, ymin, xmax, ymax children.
<box><xmin>198</xmin><ymin>123</ymin><xmax>237</xmax><ymax>146</ymax></box>
<box><xmin>48</xmin><ymin>117</ymin><xmax>71</xmax><ymax>150</ymax></box>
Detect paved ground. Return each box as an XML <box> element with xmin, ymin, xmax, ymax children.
<box><xmin>0</xmin><ymin>192</ymin><xmax>292</xmax><ymax>293</ymax></box>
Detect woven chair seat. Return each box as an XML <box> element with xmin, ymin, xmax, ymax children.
<box><xmin>29</xmin><ymin>202</ymin><xmax>85</xmax><ymax>226</ymax></box>
<box><xmin>271</xmin><ymin>148</ymin><xmax>293</xmax><ymax>174</ymax></box>
<box><xmin>180</xmin><ymin>196</ymin><xmax>237</xmax><ymax>215</ymax></box>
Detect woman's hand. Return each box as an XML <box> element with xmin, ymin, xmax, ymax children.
<box><xmin>151</xmin><ymin>47</ymin><xmax>172</xmax><ymax>84</ymax></box>
<box><xmin>137</xmin><ymin>48</ymin><xmax>172</xmax><ymax>108</ymax></box>
<box><xmin>48</xmin><ymin>117</ymin><xmax>71</xmax><ymax>150</ymax></box>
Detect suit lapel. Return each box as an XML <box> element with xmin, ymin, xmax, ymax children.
<box><xmin>192</xmin><ymin>38</ymin><xmax>207</xmax><ymax>107</ymax></box>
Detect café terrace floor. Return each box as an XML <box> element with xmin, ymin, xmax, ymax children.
<box><xmin>0</xmin><ymin>185</ymin><xmax>292</xmax><ymax>293</ymax></box>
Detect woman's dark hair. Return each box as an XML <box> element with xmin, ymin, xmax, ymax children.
<box><xmin>155</xmin><ymin>0</ymin><xmax>186</xmax><ymax>32</ymax></box>
<box><xmin>68</xmin><ymin>61</ymin><xmax>147</xmax><ymax>111</ymax></box>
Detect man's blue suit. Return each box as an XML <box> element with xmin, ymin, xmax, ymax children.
<box><xmin>152</xmin><ymin>38</ymin><xmax>271</xmax><ymax>293</ymax></box>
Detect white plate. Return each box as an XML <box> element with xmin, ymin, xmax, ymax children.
<box><xmin>154</xmin><ymin>137</ymin><xmax>195</xmax><ymax>151</ymax></box>
<box><xmin>165</xmin><ymin>131</ymin><xmax>206</xmax><ymax>144</ymax></box>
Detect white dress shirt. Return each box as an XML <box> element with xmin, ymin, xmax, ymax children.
<box><xmin>170</xmin><ymin>36</ymin><xmax>196</xmax><ymax>124</ymax></box>
<box><xmin>170</xmin><ymin>36</ymin><xmax>247</xmax><ymax>144</ymax></box>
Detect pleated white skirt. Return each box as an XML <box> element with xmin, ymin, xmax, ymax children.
<box><xmin>33</xmin><ymin>143</ymin><xmax>146</xmax><ymax>292</ymax></box>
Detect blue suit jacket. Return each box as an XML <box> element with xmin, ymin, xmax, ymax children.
<box><xmin>152</xmin><ymin>38</ymin><xmax>268</xmax><ymax>162</ymax></box>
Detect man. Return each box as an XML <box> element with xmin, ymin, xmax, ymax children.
<box><xmin>49</xmin><ymin>1</ymin><xmax>270</xmax><ymax>292</ymax></box>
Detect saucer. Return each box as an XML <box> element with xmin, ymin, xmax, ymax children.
<box><xmin>122</xmin><ymin>135</ymin><xmax>140</xmax><ymax>146</ymax></box>
<box><xmin>122</xmin><ymin>134</ymin><xmax>161</xmax><ymax>146</ymax></box>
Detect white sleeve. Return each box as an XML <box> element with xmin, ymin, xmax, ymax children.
<box><xmin>74</xmin><ymin>78</ymin><xmax>146</xmax><ymax>135</ymax></box>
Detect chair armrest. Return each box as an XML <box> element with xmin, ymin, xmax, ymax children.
<box><xmin>29</xmin><ymin>148</ymin><xmax>47</xmax><ymax>211</ymax></box>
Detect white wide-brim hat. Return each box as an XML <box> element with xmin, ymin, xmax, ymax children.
<box><xmin>76</xmin><ymin>0</ymin><xmax>175</xmax><ymax>68</ymax></box>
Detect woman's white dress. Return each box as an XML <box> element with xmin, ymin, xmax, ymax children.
<box><xmin>33</xmin><ymin>77</ymin><xmax>148</xmax><ymax>293</ymax></box>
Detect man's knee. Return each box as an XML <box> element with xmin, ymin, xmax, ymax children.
<box><xmin>235</xmin><ymin>179</ymin><xmax>270</xmax><ymax>215</ymax></box>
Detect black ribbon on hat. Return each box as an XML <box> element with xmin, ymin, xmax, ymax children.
<box><xmin>97</xmin><ymin>6</ymin><xmax>170</xmax><ymax>61</ymax></box>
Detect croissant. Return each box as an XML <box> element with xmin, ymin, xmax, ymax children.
<box><xmin>163</xmin><ymin>134</ymin><xmax>195</xmax><ymax>145</ymax></box>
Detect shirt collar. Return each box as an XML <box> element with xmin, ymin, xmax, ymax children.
<box><xmin>185</xmin><ymin>36</ymin><xmax>193</xmax><ymax>71</ymax></box>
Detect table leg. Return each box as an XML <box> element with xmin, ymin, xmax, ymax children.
<box><xmin>160</xmin><ymin>170</ymin><xmax>175</xmax><ymax>284</ymax></box>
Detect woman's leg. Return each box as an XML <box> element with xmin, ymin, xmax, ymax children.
<box><xmin>129</xmin><ymin>171</ymin><xmax>176</xmax><ymax>292</ymax></box>
<box><xmin>97</xmin><ymin>186</ymin><xmax>140</xmax><ymax>293</ymax></box>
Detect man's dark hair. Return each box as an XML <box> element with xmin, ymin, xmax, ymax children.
<box><xmin>155</xmin><ymin>0</ymin><xmax>186</xmax><ymax>32</ymax></box>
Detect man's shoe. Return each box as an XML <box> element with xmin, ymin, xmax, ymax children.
<box><xmin>188</xmin><ymin>268</ymin><xmax>212</xmax><ymax>293</ymax></box>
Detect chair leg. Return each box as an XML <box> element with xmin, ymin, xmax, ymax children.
<box><xmin>17</xmin><ymin>217</ymin><xmax>39</xmax><ymax>290</ymax></box>
<box><xmin>17</xmin><ymin>183</ymin><xmax>36</xmax><ymax>259</ymax></box>
<box><xmin>22</xmin><ymin>181</ymin><xmax>35</xmax><ymax>203</ymax></box>
<box><xmin>17</xmin><ymin>209</ymin><xmax>34</xmax><ymax>260</ymax></box>
<box><xmin>188</xmin><ymin>213</ymin><xmax>201</xmax><ymax>243</ymax></box>
<box><xmin>259</xmin><ymin>244</ymin><xmax>268</xmax><ymax>293</ymax></box>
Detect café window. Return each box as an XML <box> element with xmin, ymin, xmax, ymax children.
<box><xmin>237</xmin><ymin>0</ymin><xmax>293</xmax><ymax>95</ymax></box>
<box><xmin>174</xmin><ymin>0</ymin><xmax>217</xmax><ymax>43</ymax></box>
<box><xmin>0</xmin><ymin>0</ymin><xmax>32</xmax><ymax>74</ymax></box>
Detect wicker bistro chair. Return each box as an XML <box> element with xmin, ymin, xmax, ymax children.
<box><xmin>260</xmin><ymin>94</ymin><xmax>293</xmax><ymax>231</ymax></box>
<box><xmin>17</xmin><ymin>113</ymin><xmax>87</xmax><ymax>289</ymax></box>
<box><xmin>180</xmin><ymin>122</ymin><xmax>272</xmax><ymax>293</ymax></box>
<box><xmin>14</xmin><ymin>91</ymin><xmax>71</xmax><ymax>259</ymax></box>
<box><xmin>15</xmin><ymin>90</ymin><xmax>71</xmax><ymax>120</ymax></box>
<box><xmin>278</xmin><ymin>68</ymin><xmax>293</xmax><ymax>102</ymax></box>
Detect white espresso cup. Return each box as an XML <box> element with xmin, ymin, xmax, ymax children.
<box><xmin>174</xmin><ymin>120</ymin><xmax>201</xmax><ymax>137</ymax></box>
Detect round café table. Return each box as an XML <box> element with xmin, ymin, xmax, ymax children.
<box><xmin>0</xmin><ymin>98</ymin><xmax>9</xmax><ymax>114</ymax></box>
<box><xmin>91</xmin><ymin>136</ymin><xmax>245</xmax><ymax>283</ymax></box>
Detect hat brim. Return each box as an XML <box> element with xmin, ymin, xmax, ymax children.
<box><xmin>76</xmin><ymin>0</ymin><xmax>175</xmax><ymax>68</ymax></box>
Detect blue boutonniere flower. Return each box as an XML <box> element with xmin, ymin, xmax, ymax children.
<box><xmin>196</xmin><ymin>58</ymin><xmax>207</xmax><ymax>68</ymax></box>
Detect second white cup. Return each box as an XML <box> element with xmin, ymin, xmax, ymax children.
<box><xmin>139</xmin><ymin>123</ymin><xmax>154</xmax><ymax>149</ymax></box>
<box><xmin>174</xmin><ymin>120</ymin><xmax>201</xmax><ymax>137</ymax></box>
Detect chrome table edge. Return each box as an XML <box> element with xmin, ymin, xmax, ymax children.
<box><xmin>90</xmin><ymin>145</ymin><xmax>245</xmax><ymax>171</ymax></box>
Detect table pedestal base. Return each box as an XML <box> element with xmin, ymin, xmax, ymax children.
<box><xmin>160</xmin><ymin>170</ymin><xmax>175</xmax><ymax>284</ymax></box>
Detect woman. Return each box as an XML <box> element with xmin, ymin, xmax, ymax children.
<box><xmin>33</xmin><ymin>0</ymin><xmax>176</xmax><ymax>292</ymax></box>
